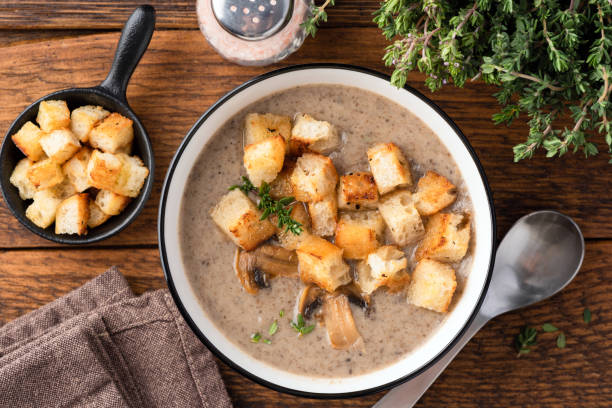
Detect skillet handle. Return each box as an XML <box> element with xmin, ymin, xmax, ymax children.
<box><xmin>99</xmin><ymin>5</ymin><xmax>156</xmax><ymax>103</ymax></box>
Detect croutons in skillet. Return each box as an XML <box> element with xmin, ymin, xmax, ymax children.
<box><xmin>268</xmin><ymin>159</ymin><xmax>296</xmax><ymax>199</ymax></box>
<box><xmin>55</xmin><ymin>193</ymin><xmax>90</xmax><ymax>235</ymax></box>
<box><xmin>407</xmin><ymin>259</ymin><xmax>457</xmax><ymax>313</ymax></box>
<box><xmin>10</xmin><ymin>158</ymin><xmax>37</xmax><ymax>200</ymax></box>
<box><xmin>25</xmin><ymin>189</ymin><xmax>64</xmax><ymax>228</ymax></box>
<box><xmin>274</xmin><ymin>203</ymin><xmax>312</xmax><ymax>251</ymax></box>
<box><xmin>244</xmin><ymin>113</ymin><xmax>292</xmax><ymax>145</ymax></box>
<box><xmin>11</xmin><ymin>121</ymin><xmax>45</xmax><ymax>161</ymax></box>
<box><xmin>308</xmin><ymin>195</ymin><xmax>337</xmax><ymax>237</ymax></box>
<box><xmin>290</xmin><ymin>153</ymin><xmax>338</xmax><ymax>202</ymax></box>
<box><xmin>414</xmin><ymin>171</ymin><xmax>457</xmax><ymax>216</ymax></box>
<box><xmin>88</xmin><ymin>200</ymin><xmax>112</xmax><ymax>228</ymax></box>
<box><xmin>337</xmin><ymin>171</ymin><xmax>378</xmax><ymax>210</ymax></box>
<box><xmin>62</xmin><ymin>146</ymin><xmax>92</xmax><ymax>192</ymax></box>
<box><xmin>86</xmin><ymin>150</ymin><xmax>122</xmax><ymax>191</ymax></box>
<box><xmin>367</xmin><ymin>142</ymin><xmax>412</xmax><ymax>195</ymax></box>
<box><xmin>334</xmin><ymin>210</ymin><xmax>385</xmax><ymax>260</ymax></box>
<box><xmin>296</xmin><ymin>235</ymin><xmax>351</xmax><ymax>292</ymax></box>
<box><xmin>355</xmin><ymin>245</ymin><xmax>409</xmax><ymax>294</ymax></box>
<box><xmin>378</xmin><ymin>189</ymin><xmax>424</xmax><ymax>246</ymax></box>
<box><xmin>89</xmin><ymin>112</ymin><xmax>134</xmax><ymax>154</ymax></box>
<box><xmin>243</xmin><ymin>134</ymin><xmax>286</xmax><ymax>187</ymax></box>
<box><xmin>39</xmin><ymin>129</ymin><xmax>81</xmax><ymax>164</ymax></box>
<box><xmin>112</xmin><ymin>153</ymin><xmax>149</xmax><ymax>198</ymax></box>
<box><xmin>290</xmin><ymin>113</ymin><xmax>340</xmax><ymax>155</ymax></box>
<box><xmin>95</xmin><ymin>189</ymin><xmax>131</xmax><ymax>215</ymax></box>
<box><xmin>27</xmin><ymin>158</ymin><xmax>64</xmax><ymax>189</ymax></box>
<box><xmin>415</xmin><ymin>212</ymin><xmax>471</xmax><ymax>263</ymax></box>
<box><xmin>71</xmin><ymin>105</ymin><xmax>110</xmax><ymax>143</ymax></box>
<box><xmin>36</xmin><ymin>100</ymin><xmax>70</xmax><ymax>132</ymax></box>
<box><xmin>210</xmin><ymin>189</ymin><xmax>276</xmax><ymax>251</ymax></box>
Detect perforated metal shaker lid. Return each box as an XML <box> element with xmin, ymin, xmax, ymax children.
<box><xmin>211</xmin><ymin>0</ymin><xmax>293</xmax><ymax>41</ymax></box>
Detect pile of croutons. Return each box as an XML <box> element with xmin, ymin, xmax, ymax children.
<box><xmin>9</xmin><ymin>100</ymin><xmax>149</xmax><ymax>236</ymax></box>
<box><xmin>211</xmin><ymin>112</ymin><xmax>470</xmax><ymax>314</ymax></box>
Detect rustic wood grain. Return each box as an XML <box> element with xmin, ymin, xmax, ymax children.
<box><xmin>1</xmin><ymin>29</ymin><xmax>611</xmax><ymax>248</ymax></box>
<box><xmin>0</xmin><ymin>242</ymin><xmax>610</xmax><ymax>406</ymax></box>
<box><xmin>0</xmin><ymin>1</ymin><xmax>379</xmax><ymax>29</ymax></box>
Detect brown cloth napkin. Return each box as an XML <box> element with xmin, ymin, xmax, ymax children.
<box><xmin>0</xmin><ymin>267</ymin><xmax>233</xmax><ymax>408</ymax></box>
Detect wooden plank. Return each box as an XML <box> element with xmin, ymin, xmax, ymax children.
<box><xmin>0</xmin><ymin>29</ymin><xmax>611</xmax><ymax>248</ymax></box>
<box><xmin>0</xmin><ymin>241</ymin><xmax>610</xmax><ymax>406</ymax></box>
<box><xmin>0</xmin><ymin>1</ymin><xmax>378</xmax><ymax>29</ymax></box>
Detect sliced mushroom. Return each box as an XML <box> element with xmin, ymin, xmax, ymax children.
<box><xmin>234</xmin><ymin>245</ymin><xmax>299</xmax><ymax>294</ymax></box>
<box><xmin>336</xmin><ymin>283</ymin><xmax>373</xmax><ymax>315</ymax></box>
<box><xmin>234</xmin><ymin>248</ymin><xmax>260</xmax><ymax>295</ymax></box>
<box><xmin>322</xmin><ymin>294</ymin><xmax>365</xmax><ymax>352</ymax></box>
<box><xmin>297</xmin><ymin>285</ymin><xmax>326</xmax><ymax>319</ymax></box>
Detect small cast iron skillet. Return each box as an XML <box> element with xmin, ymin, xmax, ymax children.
<box><xmin>0</xmin><ymin>5</ymin><xmax>156</xmax><ymax>244</ymax></box>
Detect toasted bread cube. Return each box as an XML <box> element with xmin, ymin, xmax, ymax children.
<box><xmin>416</xmin><ymin>213</ymin><xmax>471</xmax><ymax>263</ymax></box>
<box><xmin>243</xmin><ymin>135</ymin><xmax>286</xmax><ymax>187</ymax></box>
<box><xmin>269</xmin><ymin>159</ymin><xmax>296</xmax><ymax>199</ymax></box>
<box><xmin>36</xmin><ymin>100</ymin><xmax>70</xmax><ymax>132</ymax></box>
<box><xmin>27</xmin><ymin>158</ymin><xmax>64</xmax><ymax>189</ymax></box>
<box><xmin>275</xmin><ymin>203</ymin><xmax>312</xmax><ymax>250</ymax></box>
<box><xmin>407</xmin><ymin>259</ymin><xmax>457</xmax><ymax>313</ymax></box>
<box><xmin>378</xmin><ymin>190</ymin><xmax>424</xmax><ymax>246</ymax></box>
<box><xmin>86</xmin><ymin>150</ymin><xmax>122</xmax><ymax>191</ymax></box>
<box><xmin>244</xmin><ymin>113</ymin><xmax>292</xmax><ymax>145</ymax></box>
<box><xmin>62</xmin><ymin>146</ymin><xmax>92</xmax><ymax>192</ymax></box>
<box><xmin>308</xmin><ymin>195</ymin><xmax>337</xmax><ymax>237</ymax></box>
<box><xmin>95</xmin><ymin>189</ymin><xmax>131</xmax><ymax>215</ymax></box>
<box><xmin>89</xmin><ymin>113</ymin><xmax>134</xmax><ymax>154</ymax></box>
<box><xmin>10</xmin><ymin>158</ymin><xmax>37</xmax><ymax>199</ymax></box>
<box><xmin>115</xmin><ymin>141</ymin><xmax>133</xmax><ymax>155</ymax></box>
<box><xmin>71</xmin><ymin>105</ymin><xmax>110</xmax><ymax>143</ymax></box>
<box><xmin>367</xmin><ymin>143</ymin><xmax>412</xmax><ymax>194</ymax></box>
<box><xmin>210</xmin><ymin>189</ymin><xmax>276</xmax><ymax>250</ymax></box>
<box><xmin>296</xmin><ymin>235</ymin><xmax>351</xmax><ymax>292</ymax></box>
<box><xmin>55</xmin><ymin>193</ymin><xmax>90</xmax><ymax>235</ymax></box>
<box><xmin>337</xmin><ymin>172</ymin><xmax>378</xmax><ymax>210</ymax></box>
<box><xmin>290</xmin><ymin>113</ymin><xmax>340</xmax><ymax>154</ymax></box>
<box><xmin>39</xmin><ymin>129</ymin><xmax>81</xmax><ymax>164</ymax></box>
<box><xmin>49</xmin><ymin>177</ymin><xmax>77</xmax><ymax>200</ymax></box>
<box><xmin>356</xmin><ymin>246</ymin><xmax>409</xmax><ymax>294</ymax></box>
<box><xmin>290</xmin><ymin>153</ymin><xmax>338</xmax><ymax>202</ymax></box>
<box><xmin>414</xmin><ymin>171</ymin><xmax>457</xmax><ymax>216</ymax></box>
<box><xmin>88</xmin><ymin>201</ymin><xmax>111</xmax><ymax>228</ymax></box>
<box><xmin>112</xmin><ymin>153</ymin><xmax>149</xmax><ymax>197</ymax></box>
<box><xmin>25</xmin><ymin>189</ymin><xmax>63</xmax><ymax>228</ymax></box>
<box><xmin>334</xmin><ymin>210</ymin><xmax>384</xmax><ymax>260</ymax></box>
<box><xmin>11</xmin><ymin>121</ymin><xmax>45</xmax><ymax>161</ymax></box>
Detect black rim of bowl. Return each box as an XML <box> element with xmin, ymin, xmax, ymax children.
<box><xmin>158</xmin><ymin>63</ymin><xmax>497</xmax><ymax>399</ymax></box>
<box><xmin>0</xmin><ymin>87</ymin><xmax>154</xmax><ymax>245</ymax></box>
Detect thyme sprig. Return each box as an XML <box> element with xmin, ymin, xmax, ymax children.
<box><xmin>290</xmin><ymin>313</ymin><xmax>315</xmax><ymax>336</ymax></box>
<box><xmin>515</xmin><ymin>325</ymin><xmax>537</xmax><ymax>357</ymax></box>
<box><xmin>302</xmin><ymin>0</ymin><xmax>336</xmax><ymax>38</ymax></box>
<box><xmin>229</xmin><ymin>176</ymin><xmax>303</xmax><ymax>235</ymax></box>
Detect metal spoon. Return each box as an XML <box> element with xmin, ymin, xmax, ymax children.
<box><xmin>374</xmin><ymin>210</ymin><xmax>585</xmax><ymax>408</ymax></box>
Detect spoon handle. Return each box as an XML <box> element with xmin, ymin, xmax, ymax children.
<box><xmin>372</xmin><ymin>312</ymin><xmax>490</xmax><ymax>408</ymax></box>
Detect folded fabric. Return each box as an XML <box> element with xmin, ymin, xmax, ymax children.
<box><xmin>0</xmin><ymin>267</ymin><xmax>232</xmax><ymax>408</ymax></box>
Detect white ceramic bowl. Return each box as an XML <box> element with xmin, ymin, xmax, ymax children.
<box><xmin>159</xmin><ymin>64</ymin><xmax>496</xmax><ymax>398</ymax></box>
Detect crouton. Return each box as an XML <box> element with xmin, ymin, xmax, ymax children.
<box><xmin>275</xmin><ymin>203</ymin><xmax>312</xmax><ymax>250</ymax></box>
<box><xmin>11</xmin><ymin>121</ymin><xmax>45</xmax><ymax>161</ymax></box>
<box><xmin>71</xmin><ymin>105</ymin><xmax>110</xmax><ymax>143</ymax></box>
<box><xmin>95</xmin><ymin>189</ymin><xmax>131</xmax><ymax>215</ymax></box>
<box><xmin>86</xmin><ymin>150</ymin><xmax>122</xmax><ymax>191</ymax></box>
<box><xmin>55</xmin><ymin>193</ymin><xmax>90</xmax><ymax>235</ymax></box>
<box><xmin>10</xmin><ymin>158</ymin><xmax>37</xmax><ymax>200</ymax></box>
<box><xmin>355</xmin><ymin>246</ymin><xmax>409</xmax><ymax>294</ymax></box>
<box><xmin>367</xmin><ymin>143</ymin><xmax>412</xmax><ymax>194</ymax></box>
<box><xmin>415</xmin><ymin>213</ymin><xmax>471</xmax><ymax>263</ymax></box>
<box><xmin>269</xmin><ymin>159</ymin><xmax>296</xmax><ymax>199</ymax></box>
<box><xmin>407</xmin><ymin>259</ymin><xmax>457</xmax><ymax>313</ymax></box>
<box><xmin>25</xmin><ymin>189</ymin><xmax>63</xmax><ymax>228</ymax></box>
<box><xmin>337</xmin><ymin>172</ymin><xmax>378</xmax><ymax>210</ymax></box>
<box><xmin>334</xmin><ymin>210</ymin><xmax>385</xmax><ymax>260</ymax></box>
<box><xmin>296</xmin><ymin>235</ymin><xmax>351</xmax><ymax>292</ymax></box>
<box><xmin>290</xmin><ymin>113</ymin><xmax>340</xmax><ymax>154</ymax></box>
<box><xmin>210</xmin><ymin>189</ymin><xmax>276</xmax><ymax>250</ymax></box>
<box><xmin>89</xmin><ymin>113</ymin><xmax>134</xmax><ymax>154</ymax></box>
<box><xmin>243</xmin><ymin>134</ymin><xmax>286</xmax><ymax>187</ymax></box>
<box><xmin>414</xmin><ymin>171</ymin><xmax>457</xmax><ymax>216</ymax></box>
<box><xmin>244</xmin><ymin>113</ymin><xmax>292</xmax><ymax>145</ymax></box>
<box><xmin>39</xmin><ymin>129</ymin><xmax>81</xmax><ymax>164</ymax></box>
<box><xmin>36</xmin><ymin>100</ymin><xmax>70</xmax><ymax>132</ymax></box>
<box><xmin>88</xmin><ymin>201</ymin><xmax>111</xmax><ymax>228</ymax></box>
<box><xmin>112</xmin><ymin>153</ymin><xmax>149</xmax><ymax>198</ymax></box>
<box><xmin>378</xmin><ymin>190</ymin><xmax>424</xmax><ymax>246</ymax></box>
<box><xmin>27</xmin><ymin>158</ymin><xmax>64</xmax><ymax>189</ymax></box>
<box><xmin>62</xmin><ymin>146</ymin><xmax>92</xmax><ymax>192</ymax></box>
<box><xmin>308</xmin><ymin>195</ymin><xmax>337</xmax><ymax>237</ymax></box>
<box><xmin>290</xmin><ymin>153</ymin><xmax>338</xmax><ymax>202</ymax></box>
<box><xmin>49</xmin><ymin>177</ymin><xmax>77</xmax><ymax>200</ymax></box>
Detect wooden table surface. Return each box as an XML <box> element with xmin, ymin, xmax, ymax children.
<box><xmin>1</xmin><ymin>2</ymin><xmax>611</xmax><ymax>407</ymax></box>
